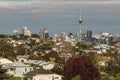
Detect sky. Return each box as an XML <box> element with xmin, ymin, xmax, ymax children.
<box><xmin>0</xmin><ymin>0</ymin><xmax>120</xmax><ymax>35</ymax></box>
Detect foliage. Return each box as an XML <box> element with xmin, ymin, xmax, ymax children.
<box><xmin>9</xmin><ymin>76</ymin><xmax>22</xmax><ymax>80</ymax></box>
<box><xmin>29</xmin><ymin>54</ymin><xmax>42</xmax><ymax>60</ymax></box>
<box><xmin>102</xmin><ymin>73</ymin><xmax>120</xmax><ymax>80</ymax></box>
<box><xmin>7</xmin><ymin>56</ymin><xmax>16</xmax><ymax>62</ymax></box>
<box><xmin>49</xmin><ymin>57</ymin><xmax>56</xmax><ymax>62</ymax></box>
<box><xmin>0</xmin><ymin>66</ymin><xmax>9</xmax><ymax>80</ymax></box>
<box><xmin>0</xmin><ymin>34</ymin><xmax>8</xmax><ymax>38</ymax></box>
<box><xmin>101</xmin><ymin>76</ymin><xmax>110</xmax><ymax>80</ymax></box>
<box><xmin>113</xmin><ymin>73</ymin><xmax>120</xmax><ymax>80</ymax></box>
<box><xmin>105</xmin><ymin>60</ymin><xmax>120</xmax><ymax>76</ymax></box>
<box><xmin>31</xmin><ymin>34</ymin><xmax>39</xmax><ymax>38</ymax></box>
<box><xmin>76</xmin><ymin>42</ymin><xmax>93</xmax><ymax>50</ymax></box>
<box><xmin>72</xmin><ymin>42</ymin><xmax>93</xmax><ymax>56</ymax></box>
<box><xmin>40</xmin><ymin>42</ymin><xmax>53</xmax><ymax>51</ymax></box>
<box><xmin>42</xmin><ymin>50</ymin><xmax>60</xmax><ymax>62</ymax></box>
<box><xmin>15</xmin><ymin>45</ymin><xmax>26</xmax><ymax>55</ymax></box>
<box><xmin>72</xmin><ymin>75</ymin><xmax>81</xmax><ymax>80</ymax></box>
<box><xmin>52</xmin><ymin>64</ymin><xmax>64</xmax><ymax>75</ymax></box>
<box><xmin>0</xmin><ymin>41</ymin><xmax>16</xmax><ymax>58</ymax></box>
<box><xmin>63</xmin><ymin>56</ymin><xmax>100</xmax><ymax>80</ymax></box>
<box><xmin>31</xmin><ymin>64</ymin><xmax>39</xmax><ymax>67</ymax></box>
<box><xmin>103</xmin><ymin>48</ymin><xmax>120</xmax><ymax>77</ymax></box>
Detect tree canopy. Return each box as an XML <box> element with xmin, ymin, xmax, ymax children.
<box><xmin>63</xmin><ymin>56</ymin><xmax>100</xmax><ymax>80</ymax></box>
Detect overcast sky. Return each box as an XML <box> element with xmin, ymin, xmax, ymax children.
<box><xmin>0</xmin><ymin>0</ymin><xmax>120</xmax><ymax>35</ymax></box>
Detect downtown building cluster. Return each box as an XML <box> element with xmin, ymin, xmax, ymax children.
<box><xmin>12</xmin><ymin>26</ymin><xmax>120</xmax><ymax>46</ymax></box>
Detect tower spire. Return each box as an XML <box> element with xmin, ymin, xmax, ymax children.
<box><xmin>79</xmin><ymin>0</ymin><xmax>82</xmax><ymax>42</ymax></box>
<box><xmin>79</xmin><ymin>14</ymin><xmax>82</xmax><ymax>42</ymax></box>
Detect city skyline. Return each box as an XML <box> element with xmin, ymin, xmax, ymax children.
<box><xmin>0</xmin><ymin>0</ymin><xmax>120</xmax><ymax>35</ymax></box>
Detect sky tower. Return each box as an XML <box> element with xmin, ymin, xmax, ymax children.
<box><xmin>79</xmin><ymin>15</ymin><xmax>82</xmax><ymax>42</ymax></box>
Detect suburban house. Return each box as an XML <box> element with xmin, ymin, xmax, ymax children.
<box><xmin>16</xmin><ymin>55</ymin><xmax>29</xmax><ymax>62</ymax></box>
<box><xmin>98</xmin><ymin>61</ymin><xmax>108</xmax><ymax>67</ymax></box>
<box><xmin>25</xmin><ymin>69</ymin><xmax>63</xmax><ymax>80</ymax></box>
<box><xmin>56</xmin><ymin>42</ymin><xmax>72</xmax><ymax>53</ymax></box>
<box><xmin>24</xmin><ymin>60</ymin><xmax>45</xmax><ymax>65</ymax></box>
<box><xmin>28</xmin><ymin>74</ymin><xmax>63</xmax><ymax>80</ymax></box>
<box><xmin>3</xmin><ymin>62</ymin><xmax>34</xmax><ymax>77</ymax></box>
<box><xmin>24</xmin><ymin>60</ymin><xmax>55</xmax><ymax>70</ymax></box>
<box><xmin>42</xmin><ymin>62</ymin><xmax>55</xmax><ymax>70</ymax></box>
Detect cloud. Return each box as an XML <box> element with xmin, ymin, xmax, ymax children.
<box><xmin>0</xmin><ymin>0</ymin><xmax>120</xmax><ymax>34</ymax></box>
<box><xmin>0</xmin><ymin>0</ymin><xmax>120</xmax><ymax>8</ymax></box>
<box><xmin>0</xmin><ymin>0</ymin><xmax>118</xmax><ymax>16</ymax></box>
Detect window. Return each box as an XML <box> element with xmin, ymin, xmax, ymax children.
<box><xmin>25</xmin><ymin>68</ymin><xmax>27</xmax><ymax>72</ymax></box>
<box><xmin>13</xmin><ymin>68</ymin><xmax>16</xmax><ymax>71</ymax></box>
<box><xmin>52</xmin><ymin>76</ymin><xmax>54</xmax><ymax>80</ymax></box>
<box><xmin>55</xmin><ymin>77</ymin><xmax>59</xmax><ymax>79</ymax></box>
<box><xmin>10</xmin><ymin>68</ymin><xmax>14</xmax><ymax>71</ymax></box>
<box><xmin>30</xmin><ymin>68</ymin><xmax>32</xmax><ymax>71</ymax></box>
<box><xmin>30</xmin><ymin>77</ymin><xmax>33</xmax><ymax>80</ymax></box>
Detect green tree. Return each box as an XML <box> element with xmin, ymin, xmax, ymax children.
<box><xmin>31</xmin><ymin>34</ymin><xmax>39</xmax><ymax>38</ymax></box>
<box><xmin>103</xmin><ymin>48</ymin><xmax>120</xmax><ymax>77</ymax></box>
<box><xmin>0</xmin><ymin>66</ymin><xmax>9</xmax><ymax>80</ymax></box>
<box><xmin>42</xmin><ymin>50</ymin><xmax>60</xmax><ymax>62</ymax></box>
<box><xmin>72</xmin><ymin>75</ymin><xmax>81</xmax><ymax>80</ymax></box>
<box><xmin>0</xmin><ymin>41</ymin><xmax>16</xmax><ymax>58</ymax></box>
<box><xmin>52</xmin><ymin>65</ymin><xmax>63</xmax><ymax>75</ymax></box>
<box><xmin>72</xmin><ymin>42</ymin><xmax>93</xmax><ymax>56</ymax></box>
<box><xmin>0</xmin><ymin>34</ymin><xmax>8</xmax><ymax>38</ymax></box>
<box><xmin>75</xmin><ymin>42</ymin><xmax>93</xmax><ymax>50</ymax></box>
<box><xmin>15</xmin><ymin>45</ymin><xmax>26</xmax><ymax>55</ymax></box>
<box><xmin>9</xmin><ymin>76</ymin><xmax>22</xmax><ymax>80</ymax></box>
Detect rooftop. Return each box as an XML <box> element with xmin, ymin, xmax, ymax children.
<box><xmin>25</xmin><ymin>68</ymin><xmax>54</xmax><ymax>77</ymax></box>
<box><xmin>0</xmin><ymin>58</ymin><xmax>13</xmax><ymax>65</ymax></box>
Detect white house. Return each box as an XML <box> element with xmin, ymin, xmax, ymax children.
<box><xmin>17</xmin><ymin>55</ymin><xmax>29</xmax><ymax>62</ymax></box>
<box><xmin>24</xmin><ymin>60</ymin><xmax>45</xmax><ymax>65</ymax></box>
<box><xmin>30</xmin><ymin>74</ymin><xmax>62</xmax><ymax>80</ymax></box>
<box><xmin>25</xmin><ymin>69</ymin><xmax>63</xmax><ymax>80</ymax></box>
<box><xmin>3</xmin><ymin>62</ymin><xmax>34</xmax><ymax>77</ymax></box>
<box><xmin>42</xmin><ymin>62</ymin><xmax>55</xmax><ymax>70</ymax></box>
<box><xmin>98</xmin><ymin>61</ymin><xmax>108</xmax><ymax>67</ymax></box>
<box><xmin>24</xmin><ymin>60</ymin><xmax>55</xmax><ymax>70</ymax></box>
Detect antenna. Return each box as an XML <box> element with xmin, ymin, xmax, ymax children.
<box><xmin>79</xmin><ymin>1</ymin><xmax>83</xmax><ymax>42</ymax></box>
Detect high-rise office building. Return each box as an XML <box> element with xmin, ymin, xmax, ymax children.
<box><xmin>26</xmin><ymin>30</ymin><xmax>31</xmax><ymax>37</ymax></box>
<box><xmin>22</xmin><ymin>26</ymin><xmax>31</xmax><ymax>37</ymax></box>
<box><xmin>87</xmin><ymin>30</ymin><xmax>92</xmax><ymax>40</ymax></box>
<box><xmin>13</xmin><ymin>29</ymin><xmax>19</xmax><ymax>36</ymax></box>
<box><xmin>40</xmin><ymin>28</ymin><xmax>49</xmax><ymax>41</ymax></box>
<box><xmin>60</xmin><ymin>32</ymin><xmax>67</xmax><ymax>41</ymax></box>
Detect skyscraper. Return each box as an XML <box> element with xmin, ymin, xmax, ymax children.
<box><xmin>22</xmin><ymin>27</ymin><xmax>27</xmax><ymax>36</ymax></box>
<box><xmin>22</xmin><ymin>26</ymin><xmax>31</xmax><ymax>37</ymax></box>
<box><xmin>40</xmin><ymin>28</ymin><xmax>49</xmax><ymax>41</ymax></box>
<box><xmin>60</xmin><ymin>32</ymin><xmax>67</xmax><ymax>41</ymax></box>
<box><xmin>87</xmin><ymin>30</ymin><xmax>92</xmax><ymax>40</ymax></box>
<box><xmin>13</xmin><ymin>29</ymin><xmax>19</xmax><ymax>36</ymax></box>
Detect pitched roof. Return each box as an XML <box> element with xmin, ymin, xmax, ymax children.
<box><xmin>24</xmin><ymin>60</ymin><xmax>45</xmax><ymax>65</ymax></box>
<box><xmin>12</xmin><ymin>62</ymin><xmax>30</xmax><ymax>67</ymax></box>
<box><xmin>16</xmin><ymin>55</ymin><xmax>29</xmax><ymax>59</ymax></box>
<box><xmin>0</xmin><ymin>58</ymin><xmax>13</xmax><ymax>65</ymax></box>
<box><xmin>3</xmin><ymin>62</ymin><xmax>30</xmax><ymax>68</ymax></box>
<box><xmin>25</xmin><ymin>68</ymin><xmax>54</xmax><ymax>77</ymax></box>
